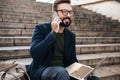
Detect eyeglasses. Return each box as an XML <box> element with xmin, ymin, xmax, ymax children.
<box><xmin>56</xmin><ymin>9</ymin><xmax>74</xmax><ymax>16</ymax></box>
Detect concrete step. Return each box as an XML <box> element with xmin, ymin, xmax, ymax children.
<box><xmin>0</xmin><ymin>19</ymin><xmax>119</xmax><ymax>32</ymax></box>
<box><xmin>0</xmin><ymin>22</ymin><xmax>26</xmax><ymax>29</ymax></box>
<box><xmin>0</xmin><ymin>37</ymin><xmax>120</xmax><ymax>47</ymax></box>
<box><xmin>0</xmin><ymin>10</ymin><xmax>50</xmax><ymax>24</ymax></box>
<box><xmin>0</xmin><ymin>2</ymin><xmax>52</xmax><ymax>20</ymax></box>
<box><xmin>2</xmin><ymin>17</ymin><xmax>37</xmax><ymax>24</ymax></box>
<box><xmin>1</xmin><ymin>18</ymin><xmax>119</xmax><ymax>30</ymax></box>
<box><xmin>74</xmin><ymin>7</ymin><xmax>120</xmax><ymax>24</ymax></box>
<box><xmin>74</xmin><ymin>16</ymin><xmax>120</xmax><ymax>26</ymax></box>
<box><xmin>72</xmin><ymin>19</ymin><xmax>120</xmax><ymax>27</ymax></box>
<box><xmin>0</xmin><ymin>2</ymin><xmax>35</xmax><ymax>13</ymax></box>
<box><xmin>0</xmin><ymin>46</ymin><xmax>30</xmax><ymax>60</ymax></box>
<box><xmin>0</xmin><ymin>44</ymin><xmax>120</xmax><ymax>60</ymax></box>
<box><xmin>0</xmin><ymin>37</ymin><xmax>31</xmax><ymax>47</ymax></box>
<box><xmin>74</xmin><ymin>31</ymin><xmax>120</xmax><ymax>37</ymax></box>
<box><xmin>0</xmin><ymin>21</ymin><xmax>47</xmax><ymax>30</ymax></box>
<box><xmin>0</xmin><ymin>0</ymin><xmax>52</xmax><ymax>13</ymax></box>
<box><xmin>77</xmin><ymin>52</ymin><xmax>120</xmax><ymax>66</ymax></box>
<box><xmin>76</xmin><ymin>37</ymin><xmax>120</xmax><ymax>44</ymax></box>
<box><xmin>0</xmin><ymin>28</ymin><xmax>120</xmax><ymax>37</ymax></box>
<box><xmin>0</xmin><ymin>43</ymin><xmax>119</xmax><ymax>59</ymax></box>
<box><xmin>0</xmin><ymin>10</ymin><xmax>51</xmax><ymax>23</ymax></box>
<box><xmin>76</xmin><ymin>44</ymin><xmax>120</xmax><ymax>54</ymax></box>
<box><xmin>0</xmin><ymin>29</ymin><xmax>33</xmax><ymax>37</ymax></box>
<box><xmin>0</xmin><ymin>58</ymin><xmax>119</xmax><ymax>80</ymax></box>
<box><xmin>0</xmin><ymin>46</ymin><xmax>120</xmax><ymax>66</ymax></box>
<box><xmin>95</xmin><ymin>65</ymin><xmax>120</xmax><ymax>80</ymax></box>
<box><xmin>0</xmin><ymin>58</ymin><xmax>32</xmax><ymax>65</ymax></box>
<box><xmin>1</xmin><ymin>11</ymin><xmax>119</xmax><ymax>29</ymax></box>
<box><xmin>70</xmin><ymin>26</ymin><xmax>120</xmax><ymax>32</ymax></box>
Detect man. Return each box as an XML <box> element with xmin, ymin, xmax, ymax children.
<box><xmin>28</xmin><ymin>0</ymin><xmax>99</xmax><ymax>80</ymax></box>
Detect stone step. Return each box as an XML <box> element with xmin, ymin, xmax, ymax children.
<box><xmin>0</xmin><ymin>0</ymin><xmax>31</xmax><ymax>5</ymax></box>
<box><xmin>1</xmin><ymin>23</ymin><xmax>119</xmax><ymax>34</ymax></box>
<box><xmin>0</xmin><ymin>21</ymin><xmax>38</xmax><ymax>29</ymax></box>
<box><xmin>77</xmin><ymin>52</ymin><xmax>120</xmax><ymax>66</ymax></box>
<box><xmin>95</xmin><ymin>65</ymin><xmax>120</xmax><ymax>80</ymax></box>
<box><xmin>1</xmin><ymin>20</ymin><xmax>119</xmax><ymax>31</ymax></box>
<box><xmin>0</xmin><ymin>58</ymin><xmax>120</xmax><ymax>80</ymax></box>
<box><xmin>0</xmin><ymin>3</ymin><xmax>35</xmax><ymax>13</ymax></box>
<box><xmin>0</xmin><ymin>12</ymin><xmax>49</xmax><ymax>24</ymax></box>
<box><xmin>74</xmin><ymin>16</ymin><xmax>120</xmax><ymax>26</ymax></box>
<box><xmin>0</xmin><ymin>1</ymin><xmax>52</xmax><ymax>15</ymax></box>
<box><xmin>1</xmin><ymin>52</ymin><xmax>120</xmax><ymax>67</ymax></box>
<box><xmin>0</xmin><ymin>10</ymin><xmax>51</xmax><ymax>23</ymax></box>
<box><xmin>0</xmin><ymin>37</ymin><xmax>120</xmax><ymax>47</ymax></box>
<box><xmin>74</xmin><ymin>7</ymin><xmax>120</xmax><ymax>24</ymax></box>
<box><xmin>1</xmin><ymin>10</ymin><xmax>119</xmax><ymax>29</ymax></box>
<box><xmin>0</xmin><ymin>58</ymin><xmax>32</xmax><ymax>65</ymax></box>
<box><xmin>76</xmin><ymin>44</ymin><xmax>120</xmax><ymax>54</ymax></box>
<box><xmin>0</xmin><ymin>29</ymin><xmax>120</xmax><ymax>37</ymax></box>
<box><xmin>0</xmin><ymin>22</ymin><xmax>26</xmax><ymax>29</ymax></box>
<box><xmin>74</xmin><ymin>31</ymin><xmax>120</xmax><ymax>37</ymax></box>
<box><xmin>2</xmin><ymin>17</ymin><xmax>38</xmax><ymax>24</ymax></box>
<box><xmin>1</xmin><ymin>19</ymin><xmax>119</xmax><ymax>30</ymax></box>
<box><xmin>71</xmin><ymin>18</ymin><xmax>120</xmax><ymax>26</ymax></box>
<box><xmin>0</xmin><ymin>29</ymin><xmax>33</xmax><ymax>37</ymax></box>
<box><xmin>0</xmin><ymin>44</ymin><xmax>119</xmax><ymax>60</ymax></box>
<box><xmin>70</xmin><ymin>26</ymin><xmax>120</xmax><ymax>32</ymax></box>
<box><xmin>0</xmin><ymin>46</ymin><xmax>120</xmax><ymax>66</ymax></box>
<box><xmin>0</xmin><ymin>46</ymin><xmax>30</xmax><ymax>60</ymax></box>
<box><xmin>72</xmin><ymin>29</ymin><xmax>120</xmax><ymax>33</ymax></box>
<box><xmin>76</xmin><ymin>37</ymin><xmax>120</xmax><ymax>44</ymax></box>
<box><xmin>0</xmin><ymin>37</ymin><xmax>31</xmax><ymax>47</ymax></box>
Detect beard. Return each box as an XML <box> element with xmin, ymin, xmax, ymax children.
<box><xmin>60</xmin><ymin>17</ymin><xmax>72</xmax><ymax>27</ymax></box>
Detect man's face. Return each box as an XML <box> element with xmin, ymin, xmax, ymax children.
<box><xmin>56</xmin><ymin>3</ymin><xmax>73</xmax><ymax>27</ymax></box>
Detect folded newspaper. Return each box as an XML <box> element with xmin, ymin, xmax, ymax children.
<box><xmin>66</xmin><ymin>56</ymin><xmax>108</xmax><ymax>80</ymax></box>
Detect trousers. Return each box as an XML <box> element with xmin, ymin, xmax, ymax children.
<box><xmin>41</xmin><ymin>66</ymin><xmax>99</xmax><ymax>80</ymax></box>
<box><xmin>41</xmin><ymin>66</ymin><xmax>69</xmax><ymax>80</ymax></box>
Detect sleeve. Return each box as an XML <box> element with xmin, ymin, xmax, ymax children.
<box><xmin>70</xmin><ymin>33</ymin><xmax>78</xmax><ymax>63</ymax></box>
<box><xmin>30</xmin><ymin>24</ymin><xmax>56</xmax><ymax>61</ymax></box>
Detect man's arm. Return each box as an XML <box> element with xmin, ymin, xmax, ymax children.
<box><xmin>30</xmin><ymin>24</ymin><xmax>56</xmax><ymax>61</ymax></box>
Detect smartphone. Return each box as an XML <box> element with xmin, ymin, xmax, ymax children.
<box><xmin>52</xmin><ymin>12</ymin><xmax>69</xmax><ymax>27</ymax></box>
<box><xmin>52</xmin><ymin>12</ymin><xmax>59</xmax><ymax>20</ymax></box>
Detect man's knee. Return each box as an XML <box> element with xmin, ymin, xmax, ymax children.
<box><xmin>52</xmin><ymin>67</ymin><xmax>69</xmax><ymax>79</ymax></box>
<box><xmin>41</xmin><ymin>66</ymin><xmax>69</xmax><ymax>80</ymax></box>
<box><xmin>55</xmin><ymin>67</ymin><xmax>68</xmax><ymax>74</ymax></box>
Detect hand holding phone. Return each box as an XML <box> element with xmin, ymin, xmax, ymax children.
<box><xmin>51</xmin><ymin>12</ymin><xmax>61</xmax><ymax>33</ymax></box>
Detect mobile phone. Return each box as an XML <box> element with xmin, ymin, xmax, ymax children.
<box><xmin>52</xmin><ymin>12</ymin><xmax>59</xmax><ymax>20</ymax></box>
<box><xmin>52</xmin><ymin>12</ymin><xmax>69</xmax><ymax>27</ymax></box>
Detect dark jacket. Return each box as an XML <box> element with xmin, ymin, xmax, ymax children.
<box><xmin>28</xmin><ymin>22</ymin><xmax>78</xmax><ymax>80</ymax></box>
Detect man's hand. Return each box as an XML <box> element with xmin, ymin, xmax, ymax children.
<box><xmin>51</xmin><ymin>12</ymin><xmax>61</xmax><ymax>33</ymax></box>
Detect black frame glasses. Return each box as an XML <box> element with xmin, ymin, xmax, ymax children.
<box><xmin>56</xmin><ymin>9</ymin><xmax>74</xmax><ymax>16</ymax></box>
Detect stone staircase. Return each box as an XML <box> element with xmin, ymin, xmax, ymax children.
<box><xmin>0</xmin><ymin>0</ymin><xmax>120</xmax><ymax>80</ymax></box>
<box><xmin>81</xmin><ymin>1</ymin><xmax>120</xmax><ymax>22</ymax></box>
<box><xmin>72</xmin><ymin>7</ymin><xmax>120</xmax><ymax>80</ymax></box>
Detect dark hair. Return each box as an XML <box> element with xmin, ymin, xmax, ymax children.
<box><xmin>53</xmin><ymin>0</ymin><xmax>71</xmax><ymax>11</ymax></box>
